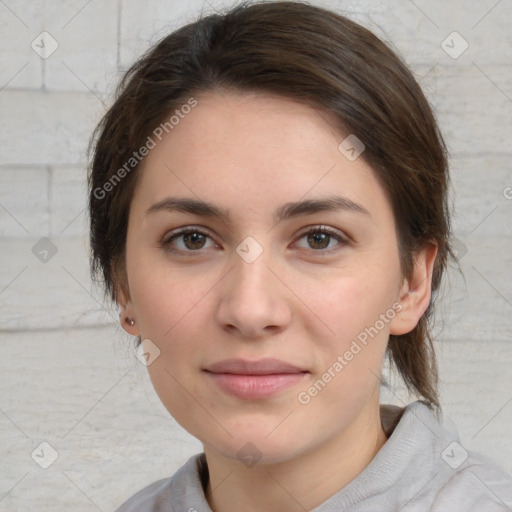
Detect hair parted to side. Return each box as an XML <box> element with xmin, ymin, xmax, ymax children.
<box><xmin>88</xmin><ymin>1</ymin><xmax>453</xmax><ymax>409</ymax></box>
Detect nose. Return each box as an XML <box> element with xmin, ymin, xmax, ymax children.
<box><xmin>215</xmin><ymin>248</ymin><xmax>292</xmax><ymax>339</ymax></box>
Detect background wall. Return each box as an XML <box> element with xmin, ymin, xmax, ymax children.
<box><xmin>0</xmin><ymin>0</ymin><xmax>511</xmax><ymax>510</ymax></box>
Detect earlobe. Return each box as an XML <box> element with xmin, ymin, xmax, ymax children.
<box><xmin>389</xmin><ymin>242</ymin><xmax>438</xmax><ymax>336</ymax></box>
<box><xmin>116</xmin><ymin>288</ymin><xmax>140</xmax><ymax>336</ymax></box>
<box><xmin>121</xmin><ymin>315</ymin><xmax>139</xmax><ymax>335</ymax></box>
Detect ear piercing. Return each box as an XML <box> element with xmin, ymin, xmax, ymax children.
<box><xmin>119</xmin><ymin>307</ymin><xmax>135</xmax><ymax>327</ymax></box>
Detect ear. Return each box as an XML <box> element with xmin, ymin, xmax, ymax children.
<box><xmin>389</xmin><ymin>242</ymin><xmax>438</xmax><ymax>336</ymax></box>
<box><xmin>116</xmin><ymin>286</ymin><xmax>140</xmax><ymax>337</ymax></box>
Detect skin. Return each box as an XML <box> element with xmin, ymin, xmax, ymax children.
<box><xmin>118</xmin><ymin>89</ymin><xmax>437</xmax><ymax>512</ymax></box>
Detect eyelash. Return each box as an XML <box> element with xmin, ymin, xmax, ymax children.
<box><xmin>296</xmin><ymin>225</ymin><xmax>349</xmax><ymax>254</ymax></box>
<box><xmin>160</xmin><ymin>225</ymin><xmax>349</xmax><ymax>256</ymax></box>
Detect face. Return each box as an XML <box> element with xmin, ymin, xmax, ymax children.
<box><xmin>120</xmin><ymin>90</ymin><xmax>422</xmax><ymax>465</ymax></box>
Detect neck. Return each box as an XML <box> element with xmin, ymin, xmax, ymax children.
<box><xmin>203</xmin><ymin>404</ymin><xmax>387</xmax><ymax>512</ymax></box>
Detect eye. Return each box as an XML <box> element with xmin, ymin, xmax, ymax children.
<box><xmin>160</xmin><ymin>227</ymin><xmax>218</xmax><ymax>253</ymax></box>
<box><xmin>294</xmin><ymin>225</ymin><xmax>348</xmax><ymax>252</ymax></box>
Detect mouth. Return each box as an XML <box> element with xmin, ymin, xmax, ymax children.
<box><xmin>204</xmin><ymin>357</ymin><xmax>307</xmax><ymax>375</ymax></box>
<box><xmin>203</xmin><ymin>358</ymin><xmax>309</xmax><ymax>400</ymax></box>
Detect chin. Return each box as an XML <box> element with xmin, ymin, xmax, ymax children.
<box><xmin>207</xmin><ymin>438</ymin><xmax>304</xmax><ymax>467</ymax></box>
<box><xmin>201</xmin><ymin>419</ymin><xmax>313</xmax><ymax>467</ymax></box>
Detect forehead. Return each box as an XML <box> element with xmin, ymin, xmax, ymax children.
<box><xmin>132</xmin><ymin>90</ymin><xmax>391</xmax><ymax>222</ymax></box>
<box><xmin>160</xmin><ymin>90</ymin><xmax>343</xmax><ymax>167</ymax></box>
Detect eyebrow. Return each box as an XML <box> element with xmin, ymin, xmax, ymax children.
<box><xmin>145</xmin><ymin>195</ymin><xmax>370</xmax><ymax>224</ymax></box>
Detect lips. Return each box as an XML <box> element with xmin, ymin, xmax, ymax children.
<box><xmin>203</xmin><ymin>358</ymin><xmax>308</xmax><ymax>400</ymax></box>
<box><xmin>204</xmin><ymin>357</ymin><xmax>306</xmax><ymax>375</ymax></box>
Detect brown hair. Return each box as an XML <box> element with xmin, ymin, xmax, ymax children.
<box><xmin>88</xmin><ymin>1</ymin><xmax>452</xmax><ymax>409</ymax></box>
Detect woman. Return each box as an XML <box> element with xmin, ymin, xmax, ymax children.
<box><xmin>88</xmin><ymin>2</ymin><xmax>512</xmax><ymax>510</ymax></box>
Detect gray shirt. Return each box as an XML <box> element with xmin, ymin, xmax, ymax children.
<box><xmin>115</xmin><ymin>401</ymin><xmax>512</xmax><ymax>511</ymax></box>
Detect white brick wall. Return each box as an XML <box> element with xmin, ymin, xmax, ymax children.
<box><xmin>1</xmin><ymin>0</ymin><xmax>511</xmax><ymax>510</ymax></box>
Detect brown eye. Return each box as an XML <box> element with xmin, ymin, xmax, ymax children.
<box><xmin>307</xmin><ymin>232</ymin><xmax>331</xmax><ymax>250</ymax></box>
<box><xmin>295</xmin><ymin>226</ymin><xmax>347</xmax><ymax>253</ymax></box>
<box><xmin>161</xmin><ymin>227</ymin><xmax>218</xmax><ymax>253</ymax></box>
<box><xmin>182</xmin><ymin>232</ymin><xmax>207</xmax><ymax>250</ymax></box>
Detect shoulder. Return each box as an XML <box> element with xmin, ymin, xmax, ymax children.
<box><xmin>432</xmin><ymin>453</ymin><xmax>512</xmax><ymax>511</ymax></box>
<box><xmin>379</xmin><ymin>401</ymin><xmax>512</xmax><ymax>511</ymax></box>
<box><xmin>114</xmin><ymin>453</ymin><xmax>209</xmax><ymax>512</ymax></box>
<box><xmin>114</xmin><ymin>477</ymin><xmax>173</xmax><ymax>512</ymax></box>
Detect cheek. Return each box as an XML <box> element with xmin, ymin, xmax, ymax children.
<box><xmin>298</xmin><ymin>266</ymin><xmax>401</xmax><ymax>343</ymax></box>
<box><xmin>297</xmin><ymin>276</ymin><xmax>395</xmax><ymax>406</ymax></box>
<box><xmin>130</xmin><ymin>266</ymin><xmax>215</xmax><ymax>431</ymax></box>
<box><xmin>295</xmin><ymin>260</ymin><xmax>402</xmax><ymax>392</ymax></box>
<box><xmin>127</xmin><ymin>252</ymin><xmax>210</xmax><ymax>338</ymax></box>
